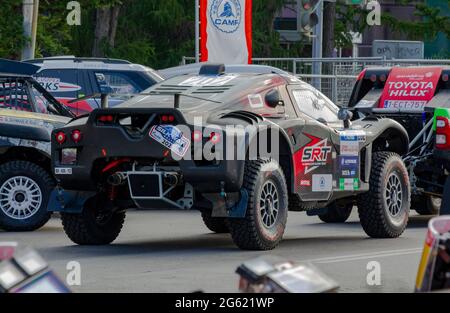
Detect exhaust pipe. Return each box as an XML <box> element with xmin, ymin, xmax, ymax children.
<box><xmin>164</xmin><ymin>173</ymin><xmax>179</xmax><ymax>187</ymax></box>
<box><xmin>108</xmin><ymin>172</ymin><xmax>127</xmax><ymax>186</ymax></box>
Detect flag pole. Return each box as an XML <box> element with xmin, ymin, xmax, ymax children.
<box><xmin>195</xmin><ymin>0</ymin><xmax>200</xmax><ymax>63</ymax></box>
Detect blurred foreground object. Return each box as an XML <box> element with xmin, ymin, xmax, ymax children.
<box><xmin>236</xmin><ymin>256</ymin><xmax>339</xmax><ymax>293</ymax></box>
<box><xmin>0</xmin><ymin>243</ymin><xmax>70</xmax><ymax>293</ymax></box>
<box><xmin>416</xmin><ymin>216</ymin><xmax>450</xmax><ymax>292</ymax></box>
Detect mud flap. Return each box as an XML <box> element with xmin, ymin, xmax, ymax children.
<box><xmin>440</xmin><ymin>176</ymin><xmax>450</xmax><ymax>215</ymax></box>
<box><xmin>47</xmin><ymin>188</ymin><xmax>96</xmax><ymax>213</ymax></box>
<box><xmin>228</xmin><ymin>189</ymin><xmax>249</xmax><ymax>218</ymax></box>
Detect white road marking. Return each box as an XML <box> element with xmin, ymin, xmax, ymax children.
<box><xmin>306</xmin><ymin>248</ymin><xmax>423</xmax><ymax>264</ymax></box>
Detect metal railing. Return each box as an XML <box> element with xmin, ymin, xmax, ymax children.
<box><xmin>180</xmin><ymin>56</ymin><xmax>450</xmax><ymax>106</ymax></box>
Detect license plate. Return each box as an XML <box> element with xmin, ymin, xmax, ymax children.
<box><xmin>149</xmin><ymin>125</ymin><xmax>190</xmax><ymax>157</ymax></box>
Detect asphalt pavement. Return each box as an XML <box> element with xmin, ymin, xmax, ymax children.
<box><xmin>0</xmin><ymin>209</ymin><xmax>431</xmax><ymax>293</ymax></box>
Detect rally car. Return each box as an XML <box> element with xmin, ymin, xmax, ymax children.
<box><xmin>50</xmin><ymin>64</ymin><xmax>411</xmax><ymax>250</ymax></box>
<box><xmin>25</xmin><ymin>56</ymin><xmax>164</xmax><ymax>116</ymax></box>
<box><xmin>0</xmin><ymin>59</ymin><xmax>73</xmax><ymax>231</ymax></box>
<box><xmin>349</xmin><ymin>66</ymin><xmax>449</xmax><ymax>216</ymax></box>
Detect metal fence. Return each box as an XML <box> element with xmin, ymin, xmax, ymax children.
<box><xmin>181</xmin><ymin>56</ymin><xmax>450</xmax><ymax>106</ymax></box>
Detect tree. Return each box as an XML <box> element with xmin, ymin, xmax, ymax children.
<box><xmin>323</xmin><ymin>1</ymin><xmax>336</xmax><ymax>57</ymax></box>
<box><xmin>0</xmin><ymin>0</ymin><xmax>26</xmax><ymax>59</ymax></box>
<box><xmin>92</xmin><ymin>0</ymin><xmax>122</xmax><ymax>57</ymax></box>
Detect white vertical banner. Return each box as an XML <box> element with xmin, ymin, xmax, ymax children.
<box><xmin>200</xmin><ymin>0</ymin><xmax>252</xmax><ymax>64</ymax></box>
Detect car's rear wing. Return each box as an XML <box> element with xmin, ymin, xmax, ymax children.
<box><xmin>0</xmin><ymin>58</ymin><xmax>40</xmax><ymax>77</ymax></box>
<box><xmin>351</xmin><ymin>67</ymin><xmax>450</xmax><ymax>113</ymax></box>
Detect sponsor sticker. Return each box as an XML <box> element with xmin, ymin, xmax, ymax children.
<box><xmin>339</xmin><ymin>156</ymin><xmax>359</xmax><ymax>178</ymax></box>
<box><xmin>312</xmin><ymin>174</ymin><xmax>333</xmax><ymax>192</ymax></box>
<box><xmin>36</xmin><ymin>77</ymin><xmax>82</xmax><ymax>93</ymax></box>
<box><xmin>340</xmin><ymin>131</ymin><xmax>365</xmax><ymax>156</ymax></box>
<box><xmin>248</xmin><ymin>94</ymin><xmax>263</xmax><ymax>109</ymax></box>
<box><xmin>339</xmin><ymin>178</ymin><xmax>359</xmax><ymax>191</ymax></box>
<box><xmin>301</xmin><ymin>137</ymin><xmax>332</xmax><ymax>174</ymax></box>
<box><xmin>179</xmin><ymin>74</ymin><xmax>237</xmax><ymax>87</ymax></box>
<box><xmin>149</xmin><ymin>125</ymin><xmax>190</xmax><ymax>157</ymax></box>
<box><xmin>300</xmin><ymin>180</ymin><xmax>311</xmax><ymax>187</ymax></box>
<box><xmin>55</xmin><ymin>168</ymin><xmax>72</xmax><ymax>175</ymax></box>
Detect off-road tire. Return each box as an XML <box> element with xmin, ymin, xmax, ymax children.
<box><xmin>228</xmin><ymin>158</ymin><xmax>288</xmax><ymax>250</ymax></box>
<box><xmin>318</xmin><ymin>202</ymin><xmax>353</xmax><ymax>223</ymax></box>
<box><xmin>357</xmin><ymin>152</ymin><xmax>410</xmax><ymax>238</ymax></box>
<box><xmin>201</xmin><ymin>210</ymin><xmax>229</xmax><ymax>233</ymax></box>
<box><xmin>413</xmin><ymin>195</ymin><xmax>440</xmax><ymax>216</ymax></box>
<box><xmin>0</xmin><ymin>161</ymin><xmax>53</xmax><ymax>231</ymax></box>
<box><xmin>61</xmin><ymin>197</ymin><xmax>126</xmax><ymax>245</ymax></box>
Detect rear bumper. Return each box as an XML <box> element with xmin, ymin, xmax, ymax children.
<box><xmin>54</xmin><ymin>159</ymin><xmax>245</xmax><ymax>193</ymax></box>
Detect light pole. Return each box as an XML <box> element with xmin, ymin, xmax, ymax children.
<box><xmin>195</xmin><ymin>0</ymin><xmax>200</xmax><ymax>63</ymax></box>
<box><xmin>21</xmin><ymin>0</ymin><xmax>39</xmax><ymax>60</ymax></box>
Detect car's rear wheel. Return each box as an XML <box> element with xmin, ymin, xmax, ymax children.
<box><xmin>228</xmin><ymin>159</ymin><xmax>288</xmax><ymax>250</ymax></box>
<box><xmin>413</xmin><ymin>195</ymin><xmax>441</xmax><ymax>216</ymax></box>
<box><xmin>357</xmin><ymin>152</ymin><xmax>410</xmax><ymax>238</ymax></box>
<box><xmin>61</xmin><ymin>196</ymin><xmax>125</xmax><ymax>245</ymax></box>
<box><xmin>0</xmin><ymin>161</ymin><xmax>53</xmax><ymax>231</ymax></box>
<box><xmin>201</xmin><ymin>209</ymin><xmax>229</xmax><ymax>233</ymax></box>
<box><xmin>318</xmin><ymin>202</ymin><xmax>353</xmax><ymax>223</ymax></box>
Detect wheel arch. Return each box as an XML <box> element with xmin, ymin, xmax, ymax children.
<box><xmin>371</xmin><ymin>125</ymin><xmax>409</xmax><ymax>156</ymax></box>
<box><xmin>246</xmin><ymin>123</ymin><xmax>294</xmax><ymax>192</ymax></box>
<box><xmin>0</xmin><ymin>146</ymin><xmax>51</xmax><ymax>174</ymax></box>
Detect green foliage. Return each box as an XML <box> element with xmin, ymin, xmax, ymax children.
<box><xmin>0</xmin><ymin>0</ymin><xmax>26</xmax><ymax>59</ymax></box>
<box><xmin>335</xmin><ymin>1</ymin><xmax>450</xmax><ymax>49</ymax></box>
<box><xmin>0</xmin><ymin>0</ymin><xmax>447</xmax><ymax>66</ymax></box>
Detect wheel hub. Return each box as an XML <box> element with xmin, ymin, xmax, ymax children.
<box><xmin>0</xmin><ymin>176</ymin><xmax>42</xmax><ymax>220</ymax></box>
<box><xmin>259</xmin><ymin>181</ymin><xmax>279</xmax><ymax>228</ymax></box>
<box><xmin>385</xmin><ymin>173</ymin><xmax>403</xmax><ymax>217</ymax></box>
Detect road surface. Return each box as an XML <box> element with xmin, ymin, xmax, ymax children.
<box><xmin>1</xmin><ymin>209</ymin><xmax>430</xmax><ymax>293</ymax></box>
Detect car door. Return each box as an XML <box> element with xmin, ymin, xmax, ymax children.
<box><xmin>287</xmin><ymin>85</ymin><xmax>339</xmax><ymax>202</ymax></box>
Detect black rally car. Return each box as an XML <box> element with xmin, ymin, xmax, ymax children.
<box><xmin>0</xmin><ymin>59</ymin><xmax>73</xmax><ymax>231</ymax></box>
<box><xmin>50</xmin><ymin>64</ymin><xmax>411</xmax><ymax>250</ymax></box>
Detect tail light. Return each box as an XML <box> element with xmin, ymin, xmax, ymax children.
<box><xmin>97</xmin><ymin>115</ymin><xmax>114</xmax><ymax>123</ymax></box>
<box><xmin>71</xmin><ymin>130</ymin><xmax>82</xmax><ymax>143</ymax></box>
<box><xmin>436</xmin><ymin>116</ymin><xmax>450</xmax><ymax>150</ymax></box>
<box><xmin>160</xmin><ymin>114</ymin><xmax>175</xmax><ymax>123</ymax></box>
<box><xmin>55</xmin><ymin>132</ymin><xmax>66</xmax><ymax>145</ymax></box>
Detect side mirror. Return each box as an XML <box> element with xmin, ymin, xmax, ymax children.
<box><xmin>338</xmin><ymin>108</ymin><xmax>353</xmax><ymax>128</ymax></box>
<box><xmin>265</xmin><ymin>89</ymin><xmax>284</xmax><ymax>108</ymax></box>
<box><xmin>95</xmin><ymin>73</ymin><xmax>114</xmax><ymax>95</ymax></box>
